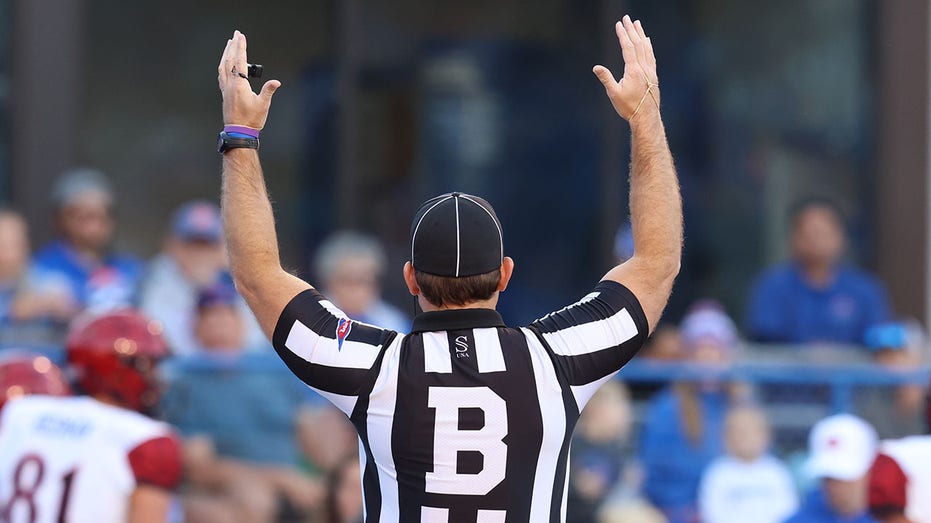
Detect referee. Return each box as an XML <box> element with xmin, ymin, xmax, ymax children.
<box><xmin>217</xmin><ymin>15</ymin><xmax>680</xmax><ymax>523</ymax></box>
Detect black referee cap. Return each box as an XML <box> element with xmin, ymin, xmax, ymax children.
<box><xmin>410</xmin><ymin>192</ymin><xmax>503</xmax><ymax>277</ymax></box>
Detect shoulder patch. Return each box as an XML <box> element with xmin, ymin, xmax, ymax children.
<box><xmin>336</xmin><ymin>318</ymin><xmax>353</xmax><ymax>350</ymax></box>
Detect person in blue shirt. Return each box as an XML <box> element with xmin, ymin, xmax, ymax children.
<box><xmin>32</xmin><ymin>168</ymin><xmax>142</xmax><ymax>314</ymax></box>
<box><xmin>162</xmin><ymin>278</ymin><xmax>324</xmax><ymax>519</ymax></box>
<box><xmin>746</xmin><ymin>198</ymin><xmax>891</xmax><ymax>346</ymax></box>
<box><xmin>639</xmin><ymin>301</ymin><xmax>749</xmax><ymax>523</ymax></box>
<box><xmin>783</xmin><ymin>414</ymin><xmax>880</xmax><ymax>523</ymax></box>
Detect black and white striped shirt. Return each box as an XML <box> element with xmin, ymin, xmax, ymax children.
<box><xmin>272</xmin><ymin>280</ymin><xmax>647</xmax><ymax>523</ymax></box>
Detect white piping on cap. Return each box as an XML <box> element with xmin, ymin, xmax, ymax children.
<box><xmin>459</xmin><ymin>194</ymin><xmax>503</xmax><ymax>263</ymax></box>
<box><xmin>411</xmin><ymin>195</ymin><xmax>454</xmax><ymax>268</ymax></box>
<box><xmin>455</xmin><ymin>195</ymin><xmax>461</xmax><ymax>277</ymax></box>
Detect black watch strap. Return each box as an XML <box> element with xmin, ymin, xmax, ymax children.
<box><xmin>217</xmin><ymin>131</ymin><xmax>259</xmax><ymax>154</ymax></box>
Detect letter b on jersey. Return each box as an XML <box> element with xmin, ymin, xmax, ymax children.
<box><xmin>426</xmin><ymin>387</ymin><xmax>507</xmax><ymax>496</ymax></box>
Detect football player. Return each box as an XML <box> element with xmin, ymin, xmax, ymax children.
<box><xmin>0</xmin><ymin>353</ymin><xmax>70</xmax><ymax>409</ymax></box>
<box><xmin>0</xmin><ymin>310</ymin><xmax>182</xmax><ymax>522</ymax></box>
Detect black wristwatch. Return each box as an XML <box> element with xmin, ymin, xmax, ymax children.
<box><xmin>217</xmin><ymin>131</ymin><xmax>259</xmax><ymax>154</ymax></box>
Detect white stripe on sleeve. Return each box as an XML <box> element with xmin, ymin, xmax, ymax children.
<box><xmin>284</xmin><ymin>320</ymin><xmax>382</xmax><ymax>370</ymax></box>
<box><xmin>540</xmin><ymin>308</ymin><xmax>638</xmax><ymax>357</ymax></box>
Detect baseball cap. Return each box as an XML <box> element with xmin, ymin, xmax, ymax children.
<box><xmin>51</xmin><ymin>168</ymin><xmax>114</xmax><ymax>208</ymax></box>
<box><xmin>865</xmin><ymin>323</ymin><xmax>909</xmax><ymax>351</ymax></box>
<box><xmin>410</xmin><ymin>192</ymin><xmax>503</xmax><ymax>277</ymax></box>
<box><xmin>679</xmin><ymin>300</ymin><xmax>739</xmax><ymax>353</ymax></box>
<box><xmin>806</xmin><ymin>414</ymin><xmax>878</xmax><ymax>481</ymax></box>
<box><xmin>196</xmin><ymin>276</ymin><xmax>238</xmax><ymax>310</ymax></box>
<box><xmin>869</xmin><ymin>453</ymin><xmax>907</xmax><ymax>515</ymax></box>
<box><xmin>171</xmin><ymin>201</ymin><xmax>222</xmax><ymax>243</ymax></box>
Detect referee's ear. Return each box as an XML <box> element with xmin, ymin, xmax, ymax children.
<box><xmin>497</xmin><ymin>257</ymin><xmax>515</xmax><ymax>292</ymax></box>
<box><xmin>403</xmin><ymin>261</ymin><xmax>420</xmax><ymax>297</ymax></box>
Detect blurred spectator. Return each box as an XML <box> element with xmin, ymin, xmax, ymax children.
<box><xmin>181</xmin><ymin>435</ymin><xmax>325</xmax><ymax>523</ymax></box>
<box><xmin>699</xmin><ymin>405</ymin><xmax>798</xmax><ymax>523</ymax></box>
<box><xmin>746</xmin><ymin>198</ymin><xmax>891</xmax><ymax>345</ymax></box>
<box><xmin>140</xmin><ymin>200</ymin><xmax>265</xmax><ymax>355</ymax></box>
<box><xmin>598</xmin><ymin>500</ymin><xmax>668</xmax><ymax>523</ymax></box>
<box><xmin>163</xmin><ymin>279</ymin><xmax>323</xmax><ymax>520</ymax></box>
<box><xmin>325</xmin><ymin>454</ymin><xmax>364</xmax><ymax>523</ymax></box>
<box><xmin>784</xmin><ymin>414</ymin><xmax>879</xmax><ymax>523</ymax></box>
<box><xmin>163</xmin><ymin>279</ymin><xmax>308</xmax><ymax>464</ymax></box>
<box><xmin>314</xmin><ymin>231</ymin><xmax>409</xmax><ymax>332</ymax></box>
<box><xmin>0</xmin><ymin>209</ymin><xmax>76</xmax><ymax>328</ymax></box>
<box><xmin>859</xmin><ymin>321</ymin><xmax>929</xmax><ymax>439</ymax></box>
<box><xmin>32</xmin><ymin>168</ymin><xmax>142</xmax><ymax>314</ymax></box>
<box><xmin>627</xmin><ymin>324</ymin><xmax>684</xmax><ymax>403</ymax></box>
<box><xmin>614</xmin><ymin>222</ymin><xmax>635</xmax><ymax>263</ymax></box>
<box><xmin>295</xmin><ymin>403</ymin><xmax>359</xmax><ymax>478</ymax></box>
<box><xmin>568</xmin><ymin>380</ymin><xmax>636</xmax><ymax>523</ymax></box>
<box><xmin>639</xmin><ymin>301</ymin><xmax>748</xmax><ymax>523</ymax></box>
<box><xmin>640</xmin><ymin>325</ymin><xmax>683</xmax><ymax>362</ymax></box>
<box><xmin>869</xmin><ymin>435</ymin><xmax>931</xmax><ymax>523</ymax></box>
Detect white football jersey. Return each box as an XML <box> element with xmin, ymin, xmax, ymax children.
<box><xmin>0</xmin><ymin>395</ymin><xmax>181</xmax><ymax>523</ymax></box>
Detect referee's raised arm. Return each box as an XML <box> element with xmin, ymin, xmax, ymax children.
<box><xmin>593</xmin><ymin>16</ymin><xmax>682</xmax><ymax>333</ymax></box>
<box><xmin>217</xmin><ymin>30</ymin><xmax>311</xmax><ymax>338</ymax></box>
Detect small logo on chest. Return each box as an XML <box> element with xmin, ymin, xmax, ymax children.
<box><xmin>454</xmin><ymin>336</ymin><xmax>470</xmax><ymax>358</ymax></box>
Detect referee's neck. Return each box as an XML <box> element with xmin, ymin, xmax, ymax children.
<box><xmin>417</xmin><ymin>295</ymin><xmax>499</xmax><ymax>313</ymax></box>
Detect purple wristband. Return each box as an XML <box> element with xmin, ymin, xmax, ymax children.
<box><xmin>223</xmin><ymin>125</ymin><xmax>260</xmax><ymax>138</ymax></box>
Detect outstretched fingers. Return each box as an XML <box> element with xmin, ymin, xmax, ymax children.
<box><xmin>218</xmin><ymin>38</ymin><xmax>233</xmax><ymax>88</ymax></box>
<box><xmin>218</xmin><ymin>38</ymin><xmax>232</xmax><ymax>74</ymax></box>
<box><xmin>634</xmin><ymin>20</ymin><xmax>657</xmax><ymax>82</ymax></box>
<box><xmin>624</xmin><ymin>17</ymin><xmax>651</xmax><ymax>85</ymax></box>
<box><xmin>615</xmin><ymin>17</ymin><xmax>638</xmax><ymax>78</ymax></box>
<box><xmin>642</xmin><ymin>36</ymin><xmax>657</xmax><ymax>83</ymax></box>
<box><xmin>232</xmin><ymin>31</ymin><xmax>249</xmax><ymax>80</ymax></box>
<box><xmin>631</xmin><ymin>20</ymin><xmax>649</xmax><ymax>69</ymax></box>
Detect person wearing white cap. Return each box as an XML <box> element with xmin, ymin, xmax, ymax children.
<box><xmin>783</xmin><ymin>414</ymin><xmax>880</xmax><ymax>523</ymax></box>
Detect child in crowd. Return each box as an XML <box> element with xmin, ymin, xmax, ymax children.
<box><xmin>699</xmin><ymin>405</ymin><xmax>798</xmax><ymax>523</ymax></box>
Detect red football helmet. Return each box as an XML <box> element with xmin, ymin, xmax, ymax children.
<box><xmin>0</xmin><ymin>354</ymin><xmax>71</xmax><ymax>410</ymax></box>
<box><xmin>66</xmin><ymin>309</ymin><xmax>170</xmax><ymax>414</ymax></box>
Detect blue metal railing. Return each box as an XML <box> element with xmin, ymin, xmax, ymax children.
<box><xmin>4</xmin><ymin>342</ymin><xmax>928</xmax><ymax>413</ymax></box>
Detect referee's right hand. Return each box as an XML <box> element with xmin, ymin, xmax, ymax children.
<box><xmin>592</xmin><ymin>15</ymin><xmax>660</xmax><ymax>122</ymax></box>
<box><xmin>217</xmin><ymin>30</ymin><xmax>281</xmax><ymax>130</ymax></box>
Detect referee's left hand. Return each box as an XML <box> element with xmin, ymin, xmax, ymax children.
<box><xmin>217</xmin><ymin>30</ymin><xmax>280</xmax><ymax>129</ymax></box>
<box><xmin>593</xmin><ymin>15</ymin><xmax>660</xmax><ymax>122</ymax></box>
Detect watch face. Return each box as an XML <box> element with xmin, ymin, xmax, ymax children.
<box><xmin>217</xmin><ymin>132</ymin><xmax>259</xmax><ymax>154</ymax></box>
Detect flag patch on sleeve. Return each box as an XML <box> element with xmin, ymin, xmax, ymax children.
<box><xmin>336</xmin><ymin>318</ymin><xmax>352</xmax><ymax>350</ymax></box>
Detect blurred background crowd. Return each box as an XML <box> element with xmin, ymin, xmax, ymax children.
<box><xmin>0</xmin><ymin>1</ymin><xmax>930</xmax><ymax>522</ymax></box>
